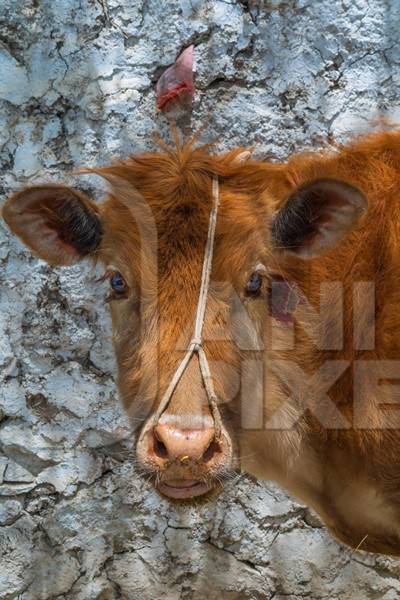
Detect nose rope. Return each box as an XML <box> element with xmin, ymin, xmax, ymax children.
<box><xmin>153</xmin><ymin>177</ymin><xmax>223</xmax><ymax>438</ymax></box>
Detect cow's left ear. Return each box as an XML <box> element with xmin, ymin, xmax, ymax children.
<box><xmin>271</xmin><ymin>178</ymin><xmax>367</xmax><ymax>258</ymax></box>
<box><xmin>2</xmin><ymin>185</ymin><xmax>102</xmax><ymax>266</ymax></box>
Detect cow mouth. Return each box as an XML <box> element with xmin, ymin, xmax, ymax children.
<box><xmin>157</xmin><ymin>478</ymin><xmax>214</xmax><ymax>499</ymax></box>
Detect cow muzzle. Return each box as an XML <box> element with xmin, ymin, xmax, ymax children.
<box><xmin>136</xmin><ymin>414</ymin><xmax>233</xmax><ymax>500</ymax></box>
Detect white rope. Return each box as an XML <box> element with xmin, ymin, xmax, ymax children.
<box><xmin>153</xmin><ymin>177</ymin><xmax>222</xmax><ymax>437</ymax></box>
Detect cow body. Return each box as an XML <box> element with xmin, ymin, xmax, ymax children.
<box><xmin>248</xmin><ymin>130</ymin><xmax>400</xmax><ymax>555</ymax></box>
<box><xmin>4</xmin><ymin>129</ymin><xmax>400</xmax><ymax>555</ymax></box>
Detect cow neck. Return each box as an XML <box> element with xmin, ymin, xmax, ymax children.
<box><xmin>153</xmin><ymin>176</ymin><xmax>223</xmax><ymax>437</ymax></box>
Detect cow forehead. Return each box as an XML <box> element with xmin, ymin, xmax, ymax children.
<box><xmin>97</xmin><ymin>141</ymin><xmax>275</xmax><ymax>291</ymax></box>
<box><xmin>101</xmin><ymin>188</ymin><xmax>269</xmax><ymax>284</ymax></box>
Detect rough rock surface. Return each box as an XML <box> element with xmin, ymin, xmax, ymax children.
<box><xmin>1</xmin><ymin>1</ymin><xmax>400</xmax><ymax>598</ymax></box>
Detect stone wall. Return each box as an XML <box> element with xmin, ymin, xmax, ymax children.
<box><xmin>1</xmin><ymin>1</ymin><xmax>400</xmax><ymax>598</ymax></box>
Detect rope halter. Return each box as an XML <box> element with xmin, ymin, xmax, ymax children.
<box><xmin>152</xmin><ymin>177</ymin><xmax>223</xmax><ymax>438</ymax></box>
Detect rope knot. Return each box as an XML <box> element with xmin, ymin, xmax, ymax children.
<box><xmin>190</xmin><ymin>338</ymin><xmax>202</xmax><ymax>352</ymax></box>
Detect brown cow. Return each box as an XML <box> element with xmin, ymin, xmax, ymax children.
<box><xmin>3</xmin><ymin>130</ymin><xmax>400</xmax><ymax>555</ymax></box>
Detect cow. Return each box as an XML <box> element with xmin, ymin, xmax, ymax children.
<box><xmin>3</xmin><ymin>129</ymin><xmax>400</xmax><ymax>556</ymax></box>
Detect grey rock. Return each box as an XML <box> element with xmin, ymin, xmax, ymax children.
<box><xmin>0</xmin><ymin>499</ymin><xmax>23</xmax><ymax>526</ymax></box>
<box><xmin>1</xmin><ymin>0</ymin><xmax>400</xmax><ymax>598</ymax></box>
<box><xmin>0</xmin><ymin>458</ymin><xmax>7</xmax><ymax>484</ymax></box>
<box><xmin>3</xmin><ymin>460</ymin><xmax>35</xmax><ymax>484</ymax></box>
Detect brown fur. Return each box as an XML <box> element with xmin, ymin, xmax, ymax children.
<box><xmin>4</xmin><ymin>129</ymin><xmax>400</xmax><ymax>554</ymax></box>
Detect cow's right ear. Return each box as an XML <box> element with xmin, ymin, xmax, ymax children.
<box><xmin>2</xmin><ymin>185</ymin><xmax>102</xmax><ymax>266</ymax></box>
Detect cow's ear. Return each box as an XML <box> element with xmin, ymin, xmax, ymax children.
<box><xmin>2</xmin><ymin>185</ymin><xmax>102</xmax><ymax>266</ymax></box>
<box><xmin>271</xmin><ymin>178</ymin><xmax>367</xmax><ymax>258</ymax></box>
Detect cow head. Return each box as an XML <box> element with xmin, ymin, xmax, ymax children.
<box><xmin>2</xmin><ymin>140</ymin><xmax>366</xmax><ymax>501</ymax></box>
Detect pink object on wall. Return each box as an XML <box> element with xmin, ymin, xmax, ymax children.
<box><xmin>156</xmin><ymin>45</ymin><xmax>195</xmax><ymax>111</ymax></box>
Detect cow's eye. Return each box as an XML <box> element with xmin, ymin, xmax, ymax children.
<box><xmin>245</xmin><ymin>272</ymin><xmax>263</xmax><ymax>296</ymax></box>
<box><xmin>110</xmin><ymin>272</ymin><xmax>128</xmax><ymax>295</ymax></box>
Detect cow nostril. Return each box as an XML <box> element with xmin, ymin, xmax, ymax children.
<box><xmin>153</xmin><ymin>431</ymin><xmax>168</xmax><ymax>459</ymax></box>
<box><xmin>202</xmin><ymin>439</ymin><xmax>221</xmax><ymax>463</ymax></box>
